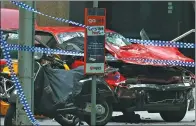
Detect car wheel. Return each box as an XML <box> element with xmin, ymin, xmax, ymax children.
<box><xmin>160</xmin><ymin>100</ymin><xmax>187</xmax><ymax>122</ymax></box>
<box><xmin>84</xmin><ymin>101</ymin><xmax>113</xmax><ymax>126</ymax></box>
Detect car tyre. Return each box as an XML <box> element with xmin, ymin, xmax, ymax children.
<box><xmin>84</xmin><ymin>101</ymin><xmax>113</xmax><ymax>126</ymax></box>
<box><xmin>160</xmin><ymin>100</ymin><xmax>187</xmax><ymax>122</ymax></box>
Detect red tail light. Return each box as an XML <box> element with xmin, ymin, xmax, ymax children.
<box><xmin>0</xmin><ymin>59</ymin><xmax>7</xmax><ymax>72</ymax></box>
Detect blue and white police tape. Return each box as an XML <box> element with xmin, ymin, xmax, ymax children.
<box><xmin>7</xmin><ymin>43</ymin><xmax>84</xmax><ymax>56</ymax></box>
<box><xmin>0</xmin><ymin>32</ymin><xmax>40</xmax><ymax>126</ymax></box>
<box><xmin>10</xmin><ymin>0</ymin><xmax>195</xmax><ymax>49</ymax></box>
<box><xmin>5</xmin><ymin>43</ymin><xmax>196</xmax><ymax>67</ymax></box>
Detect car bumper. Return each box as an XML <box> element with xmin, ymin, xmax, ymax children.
<box><xmin>115</xmin><ymin>83</ymin><xmax>193</xmax><ymax>111</ymax></box>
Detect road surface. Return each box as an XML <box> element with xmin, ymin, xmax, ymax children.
<box><xmin>0</xmin><ymin>111</ymin><xmax>195</xmax><ymax>125</ymax></box>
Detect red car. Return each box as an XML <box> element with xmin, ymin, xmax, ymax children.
<box><xmin>0</xmin><ymin>8</ymin><xmax>195</xmax><ymax>123</ymax></box>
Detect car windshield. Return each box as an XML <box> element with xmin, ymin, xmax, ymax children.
<box><xmin>106</xmin><ymin>32</ymin><xmax>130</xmax><ymax>46</ymax></box>
<box><xmin>57</xmin><ymin>31</ymin><xmax>131</xmax><ymax>51</ymax></box>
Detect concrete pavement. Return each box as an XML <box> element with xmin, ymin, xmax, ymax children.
<box><xmin>0</xmin><ymin>111</ymin><xmax>195</xmax><ymax>125</ymax></box>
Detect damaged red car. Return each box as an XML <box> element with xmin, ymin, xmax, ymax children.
<box><xmin>24</xmin><ymin>26</ymin><xmax>194</xmax><ymax>122</ymax></box>
<box><xmin>41</xmin><ymin>26</ymin><xmax>195</xmax><ymax>122</ymax></box>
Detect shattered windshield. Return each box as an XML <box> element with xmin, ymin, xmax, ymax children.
<box><xmin>58</xmin><ymin>32</ymin><xmax>84</xmax><ymax>44</ymax></box>
<box><xmin>57</xmin><ymin>31</ymin><xmax>131</xmax><ymax>50</ymax></box>
<box><xmin>106</xmin><ymin>32</ymin><xmax>130</xmax><ymax>47</ymax></box>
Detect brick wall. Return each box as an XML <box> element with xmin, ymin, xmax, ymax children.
<box><xmin>1</xmin><ymin>1</ymin><xmax>70</xmax><ymax>26</ymax></box>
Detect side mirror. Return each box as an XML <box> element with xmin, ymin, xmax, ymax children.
<box><xmin>34</xmin><ymin>52</ymin><xmax>43</xmax><ymax>60</ymax></box>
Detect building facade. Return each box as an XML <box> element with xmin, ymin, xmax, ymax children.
<box><xmin>1</xmin><ymin>1</ymin><xmax>70</xmax><ymax>26</ymax></box>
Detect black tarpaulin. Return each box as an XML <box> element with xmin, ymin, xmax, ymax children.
<box><xmin>34</xmin><ymin>65</ymin><xmax>85</xmax><ymax>115</ymax></box>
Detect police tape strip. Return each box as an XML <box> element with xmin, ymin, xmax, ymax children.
<box><xmin>10</xmin><ymin>1</ymin><xmax>195</xmax><ymax>49</ymax></box>
<box><xmin>7</xmin><ymin>43</ymin><xmax>84</xmax><ymax>56</ymax></box>
<box><xmin>5</xmin><ymin>43</ymin><xmax>196</xmax><ymax>67</ymax></box>
<box><xmin>0</xmin><ymin>32</ymin><xmax>40</xmax><ymax>126</ymax></box>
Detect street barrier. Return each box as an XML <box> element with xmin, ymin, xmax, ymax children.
<box><xmin>0</xmin><ymin>1</ymin><xmax>195</xmax><ymax>126</ymax></box>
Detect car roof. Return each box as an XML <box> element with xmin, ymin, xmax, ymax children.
<box><xmin>36</xmin><ymin>26</ymin><xmax>114</xmax><ymax>35</ymax></box>
<box><xmin>1</xmin><ymin>8</ymin><xmax>114</xmax><ymax>34</ymax></box>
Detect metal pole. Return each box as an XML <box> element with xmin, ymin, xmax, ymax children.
<box><xmin>170</xmin><ymin>29</ymin><xmax>195</xmax><ymax>42</ymax></box>
<box><xmin>16</xmin><ymin>1</ymin><xmax>35</xmax><ymax>125</ymax></box>
<box><xmin>91</xmin><ymin>2</ymin><xmax>98</xmax><ymax>126</ymax></box>
<box><xmin>91</xmin><ymin>75</ymin><xmax>97</xmax><ymax>126</ymax></box>
<box><xmin>1</xmin><ymin>1</ymin><xmax>4</xmax><ymax>8</ymax></box>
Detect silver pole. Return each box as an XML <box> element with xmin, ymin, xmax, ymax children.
<box><xmin>91</xmin><ymin>75</ymin><xmax>97</xmax><ymax>126</ymax></box>
<box><xmin>16</xmin><ymin>1</ymin><xmax>35</xmax><ymax>125</ymax></box>
<box><xmin>91</xmin><ymin>2</ymin><xmax>98</xmax><ymax>126</ymax></box>
<box><xmin>1</xmin><ymin>1</ymin><xmax>4</xmax><ymax>8</ymax></box>
<box><xmin>170</xmin><ymin>29</ymin><xmax>195</xmax><ymax>42</ymax></box>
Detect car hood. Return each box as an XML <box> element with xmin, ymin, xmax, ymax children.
<box><xmin>105</xmin><ymin>43</ymin><xmax>194</xmax><ymax>66</ymax></box>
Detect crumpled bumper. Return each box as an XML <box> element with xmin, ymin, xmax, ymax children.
<box><xmin>127</xmin><ymin>83</ymin><xmax>194</xmax><ymax>91</ymax></box>
<box><xmin>116</xmin><ymin>82</ymin><xmax>194</xmax><ymax>100</ymax></box>
<box><xmin>116</xmin><ymin>83</ymin><xmax>194</xmax><ymax>112</ymax></box>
